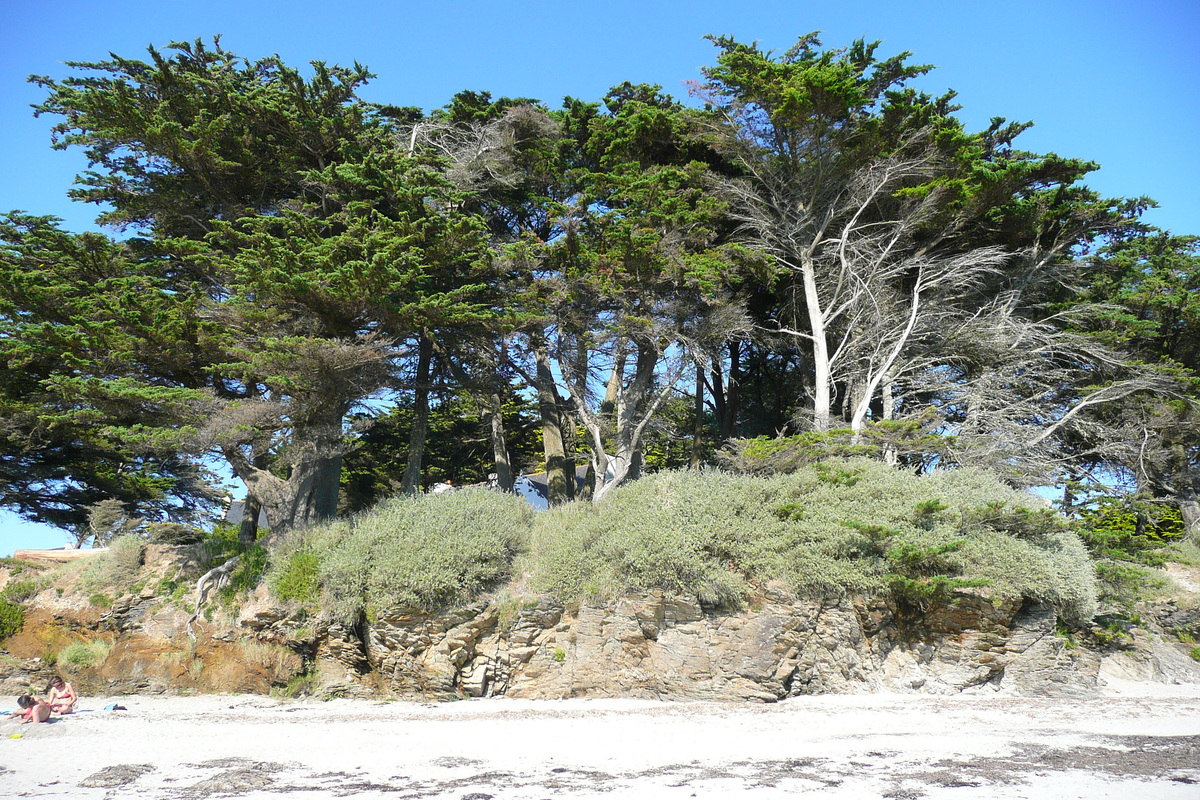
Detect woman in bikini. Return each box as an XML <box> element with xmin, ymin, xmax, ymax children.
<box><xmin>12</xmin><ymin>695</ymin><xmax>51</xmax><ymax>724</ymax></box>
<box><xmin>45</xmin><ymin>676</ymin><xmax>77</xmax><ymax>714</ymax></box>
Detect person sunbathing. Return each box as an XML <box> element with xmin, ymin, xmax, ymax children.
<box><xmin>12</xmin><ymin>695</ymin><xmax>51</xmax><ymax>724</ymax></box>
<box><xmin>45</xmin><ymin>676</ymin><xmax>77</xmax><ymax>714</ymax></box>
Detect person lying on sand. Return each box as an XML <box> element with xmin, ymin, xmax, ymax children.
<box><xmin>44</xmin><ymin>676</ymin><xmax>77</xmax><ymax>714</ymax></box>
<box><xmin>12</xmin><ymin>695</ymin><xmax>51</xmax><ymax>724</ymax></box>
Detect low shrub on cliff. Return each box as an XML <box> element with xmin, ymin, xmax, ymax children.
<box><xmin>529</xmin><ymin>460</ymin><xmax>1097</xmax><ymax>622</ymax></box>
<box><xmin>528</xmin><ymin>471</ymin><xmax>770</xmax><ymax>607</ymax></box>
<box><xmin>0</xmin><ymin>599</ymin><xmax>24</xmax><ymax>641</ymax></box>
<box><xmin>57</xmin><ymin>639</ymin><xmax>109</xmax><ymax>668</ymax></box>
<box><xmin>270</xmin><ymin>550</ymin><xmax>321</xmax><ymax>604</ymax></box>
<box><xmin>0</xmin><ymin>557</ymin><xmax>33</xmax><ymax>576</ymax></box>
<box><xmin>268</xmin><ymin>459</ymin><xmax>1096</xmax><ymax>626</ymax></box>
<box><xmin>84</xmin><ymin>534</ymin><xmax>145</xmax><ymax>590</ymax></box>
<box><xmin>219</xmin><ymin>546</ymin><xmax>269</xmax><ymax>605</ymax></box>
<box><xmin>271</xmin><ymin>488</ymin><xmax>533</xmax><ymax>623</ymax></box>
<box><xmin>1</xmin><ymin>579</ymin><xmax>39</xmax><ymax>603</ymax></box>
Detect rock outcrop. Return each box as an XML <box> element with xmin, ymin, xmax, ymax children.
<box><xmin>3</xmin><ymin>549</ymin><xmax>1198</xmax><ymax>701</ymax></box>
<box><xmin>301</xmin><ymin>588</ymin><xmax>1110</xmax><ymax>701</ymax></box>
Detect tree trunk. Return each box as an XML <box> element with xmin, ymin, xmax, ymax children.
<box><xmin>848</xmin><ymin>380</ymin><xmax>866</xmax><ymax>428</ymax></box>
<box><xmin>237</xmin><ymin>451</ymin><xmax>271</xmax><ymax>544</ymax></box>
<box><xmin>534</xmin><ymin>336</ymin><xmax>573</xmax><ymax>505</ymax></box>
<box><xmin>1179</xmin><ymin>483</ymin><xmax>1200</xmax><ymax>544</ymax></box>
<box><xmin>723</xmin><ymin>341</ymin><xmax>740</xmax><ymax>440</ymax></box>
<box><xmin>434</xmin><ymin>345</ymin><xmax>515</xmax><ymax>494</ymax></box>
<box><xmin>237</xmin><ymin>494</ymin><xmax>261</xmax><ymax>546</ymax></box>
<box><xmin>710</xmin><ymin>365</ymin><xmax>726</xmax><ymax>435</ymax></box>
<box><xmin>224</xmin><ymin>417</ymin><xmax>340</xmax><ymax>539</ymax></box>
<box><xmin>486</xmin><ymin>392</ymin><xmax>514</xmax><ymax>492</ymax></box>
<box><xmin>591</xmin><ymin>341</ymin><xmax>658</xmax><ymax>503</ymax></box>
<box><xmin>850</xmin><ymin>283</ymin><xmax>922</xmax><ymax>439</ymax></box>
<box><xmin>709</xmin><ymin>340</ymin><xmax>741</xmax><ymax>442</ymax></box>
<box><xmin>690</xmin><ymin>363</ymin><xmax>704</xmax><ymax>469</ymax></box>
<box><xmin>1060</xmin><ymin>468</ymin><xmax>1078</xmax><ymax>514</ymax></box>
<box><xmin>881</xmin><ymin>379</ymin><xmax>898</xmax><ymax>466</ymax></box>
<box><xmin>601</xmin><ymin>344</ymin><xmax>626</xmax><ymax>418</ymax></box>
<box><xmin>284</xmin><ymin>403</ymin><xmax>350</xmax><ymax>528</ymax></box>
<box><xmin>799</xmin><ymin>255</ymin><xmax>833</xmax><ymax>431</ymax></box>
<box><xmin>401</xmin><ymin>331</ymin><xmax>434</xmax><ymax>495</ymax></box>
<box><xmin>578</xmin><ymin>461</ymin><xmax>595</xmax><ymax>502</ymax></box>
<box><xmin>307</xmin><ymin>453</ymin><xmax>342</xmax><ymax>521</ymax></box>
<box><xmin>232</xmin><ymin>457</ymin><xmax>317</xmax><ymax>538</ymax></box>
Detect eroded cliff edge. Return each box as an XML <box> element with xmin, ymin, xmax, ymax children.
<box><xmin>3</xmin><ymin>545</ymin><xmax>1198</xmax><ymax>701</ymax></box>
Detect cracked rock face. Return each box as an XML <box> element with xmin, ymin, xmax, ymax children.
<box><xmin>6</xmin><ymin>543</ymin><xmax>1198</xmax><ymax>701</ymax></box>
<box><xmin>310</xmin><ymin>589</ymin><xmax>1125</xmax><ymax>701</ymax></box>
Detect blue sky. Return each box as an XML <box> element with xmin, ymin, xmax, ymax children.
<box><xmin>1</xmin><ymin>0</ymin><xmax>1197</xmax><ymax>554</ymax></box>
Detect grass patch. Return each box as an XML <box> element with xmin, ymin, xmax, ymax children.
<box><xmin>0</xmin><ymin>557</ymin><xmax>36</xmax><ymax>577</ymax></box>
<box><xmin>1091</xmin><ymin>616</ymin><xmax>1135</xmax><ymax>648</ymax></box>
<box><xmin>238</xmin><ymin>640</ymin><xmax>296</xmax><ymax>674</ymax></box>
<box><xmin>269</xmin><ymin>551</ymin><xmax>321</xmax><ymax>604</ymax></box>
<box><xmin>57</xmin><ymin>639</ymin><xmax>110</xmax><ymax>669</ymax></box>
<box><xmin>277</xmin><ymin>670</ymin><xmax>319</xmax><ymax>698</ymax></box>
<box><xmin>84</xmin><ymin>535</ymin><xmax>145</xmax><ymax>590</ymax></box>
<box><xmin>156</xmin><ymin>570</ymin><xmax>189</xmax><ymax>602</ymax></box>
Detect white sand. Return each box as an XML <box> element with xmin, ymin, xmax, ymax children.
<box><xmin>1</xmin><ymin>686</ymin><xmax>1198</xmax><ymax>799</ymax></box>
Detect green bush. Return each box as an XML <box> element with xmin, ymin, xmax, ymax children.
<box><xmin>145</xmin><ymin>522</ymin><xmax>206</xmax><ymax>545</ymax></box>
<box><xmin>1</xmin><ymin>580</ymin><xmax>39</xmax><ymax>603</ymax></box>
<box><xmin>1079</xmin><ymin>498</ymin><xmax>1183</xmax><ymax>563</ymax></box>
<box><xmin>528</xmin><ymin>460</ymin><xmax>1098</xmax><ymax>622</ymax></box>
<box><xmin>269</xmin><ymin>551</ymin><xmax>321</xmax><ymax>603</ymax></box>
<box><xmin>277</xmin><ymin>670</ymin><xmax>318</xmax><ymax>698</ymax></box>
<box><xmin>262</xmin><ymin>459</ymin><xmax>1099</xmax><ymax>627</ymax></box>
<box><xmin>1077</xmin><ymin>498</ymin><xmax>1183</xmax><ymax>609</ymax></box>
<box><xmin>718</xmin><ymin>418</ymin><xmax>950</xmax><ymax>475</ymax></box>
<box><xmin>290</xmin><ymin>488</ymin><xmax>533</xmax><ymax>623</ymax></box>
<box><xmin>85</xmin><ymin>534</ymin><xmax>145</xmax><ymax>589</ymax></box>
<box><xmin>0</xmin><ymin>557</ymin><xmax>29</xmax><ymax>576</ymax></box>
<box><xmin>0</xmin><ymin>599</ymin><xmax>24</xmax><ymax>641</ymax></box>
<box><xmin>1092</xmin><ymin>561</ymin><xmax>1165</xmax><ymax>610</ymax></box>
<box><xmin>57</xmin><ymin>639</ymin><xmax>110</xmax><ymax>669</ymax></box>
<box><xmin>220</xmin><ymin>546</ymin><xmax>268</xmax><ymax>603</ymax></box>
<box><xmin>527</xmin><ymin>474</ymin><xmax>764</xmax><ymax>607</ymax></box>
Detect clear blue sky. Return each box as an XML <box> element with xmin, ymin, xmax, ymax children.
<box><xmin>1</xmin><ymin>0</ymin><xmax>1197</xmax><ymax>554</ymax></box>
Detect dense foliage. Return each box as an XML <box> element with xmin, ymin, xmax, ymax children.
<box><xmin>0</xmin><ymin>32</ymin><xmax>1195</xmax><ymax>549</ymax></box>
<box><xmin>271</xmin><ymin>488</ymin><xmax>533</xmax><ymax>622</ymax></box>
<box><xmin>1077</xmin><ymin>497</ymin><xmax>1185</xmax><ymax>609</ymax></box>
<box><xmin>528</xmin><ymin>460</ymin><xmax>1097</xmax><ymax>623</ymax></box>
<box><xmin>271</xmin><ymin>461</ymin><xmax>1098</xmax><ymax>626</ymax></box>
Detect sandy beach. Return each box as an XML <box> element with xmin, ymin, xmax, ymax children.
<box><xmin>1</xmin><ymin>681</ymin><xmax>1198</xmax><ymax>799</ymax></box>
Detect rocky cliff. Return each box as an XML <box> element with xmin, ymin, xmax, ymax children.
<box><xmin>3</xmin><ymin>546</ymin><xmax>1199</xmax><ymax>701</ymax></box>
